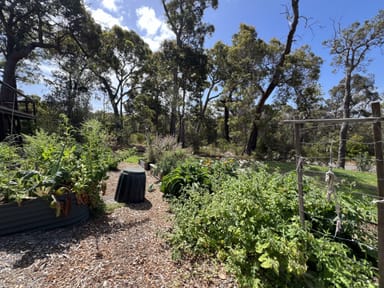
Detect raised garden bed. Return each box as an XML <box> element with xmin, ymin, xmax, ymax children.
<box><xmin>0</xmin><ymin>193</ymin><xmax>89</xmax><ymax>236</ymax></box>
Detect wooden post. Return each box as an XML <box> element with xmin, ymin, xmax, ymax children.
<box><xmin>372</xmin><ymin>101</ymin><xmax>384</xmax><ymax>288</ymax></box>
<box><xmin>295</xmin><ymin>123</ymin><xmax>305</xmax><ymax>228</ymax></box>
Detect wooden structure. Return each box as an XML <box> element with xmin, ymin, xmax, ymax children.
<box><xmin>0</xmin><ymin>80</ymin><xmax>36</xmax><ymax>141</ymax></box>
<box><xmin>284</xmin><ymin>102</ymin><xmax>384</xmax><ymax>288</ymax></box>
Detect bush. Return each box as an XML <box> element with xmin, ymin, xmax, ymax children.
<box><xmin>129</xmin><ymin>133</ymin><xmax>146</xmax><ymax>144</ymax></box>
<box><xmin>169</xmin><ymin>165</ymin><xmax>376</xmax><ymax>287</ymax></box>
<box><xmin>145</xmin><ymin>135</ymin><xmax>180</xmax><ymax>164</ymax></box>
<box><xmin>154</xmin><ymin>149</ymin><xmax>187</xmax><ymax>177</ymax></box>
<box><xmin>160</xmin><ymin>161</ymin><xmax>211</xmax><ymax>198</ymax></box>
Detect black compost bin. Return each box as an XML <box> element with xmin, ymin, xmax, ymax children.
<box><xmin>115</xmin><ymin>167</ymin><xmax>146</xmax><ymax>203</ymax></box>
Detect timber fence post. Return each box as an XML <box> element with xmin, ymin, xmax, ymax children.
<box><xmin>372</xmin><ymin>101</ymin><xmax>384</xmax><ymax>288</ymax></box>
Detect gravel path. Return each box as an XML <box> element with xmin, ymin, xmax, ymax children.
<box><xmin>0</xmin><ymin>163</ymin><xmax>236</xmax><ymax>288</ymax></box>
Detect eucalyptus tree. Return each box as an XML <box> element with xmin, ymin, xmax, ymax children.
<box><xmin>277</xmin><ymin>45</ymin><xmax>323</xmax><ymax>119</ymax></box>
<box><xmin>0</xmin><ymin>0</ymin><xmax>99</xmax><ymax>140</ymax></box>
<box><xmin>192</xmin><ymin>40</ymin><xmax>237</xmax><ymax>144</ymax></box>
<box><xmin>327</xmin><ymin>74</ymin><xmax>381</xmax><ymax>161</ymax></box>
<box><xmin>226</xmin><ymin>14</ymin><xmax>319</xmax><ymax>155</ymax></box>
<box><xmin>328</xmin><ymin>74</ymin><xmax>380</xmax><ymax>118</ymax></box>
<box><xmin>225</xmin><ymin>24</ymin><xmax>267</xmax><ymax>146</ymax></box>
<box><xmin>161</xmin><ymin>0</ymin><xmax>218</xmax><ymax>145</ymax></box>
<box><xmin>89</xmin><ymin>25</ymin><xmax>151</xmax><ymax>130</ymax></box>
<box><xmin>44</xmin><ymin>55</ymin><xmax>96</xmax><ymax>128</ymax></box>
<box><xmin>133</xmin><ymin>50</ymin><xmax>171</xmax><ymax>135</ymax></box>
<box><xmin>324</xmin><ymin>10</ymin><xmax>384</xmax><ymax>168</ymax></box>
<box><xmin>243</xmin><ymin>0</ymin><xmax>300</xmax><ymax>155</ymax></box>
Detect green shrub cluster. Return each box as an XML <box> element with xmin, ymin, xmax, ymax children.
<box><xmin>154</xmin><ymin>149</ymin><xmax>187</xmax><ymax>177</ymax></box>
<box><xmin>0</xmin><ymin>118</ymin><xmax>122</xmax><ymax>216</ymax></box>
<box><xmin>144</xmin><ymin>135</ymin><xmax>181</xmax><ymax>164</ymax></box>
<box><xmin>161</xmin><ymin>160</ymin><xmax>211</xmax><ymax>198</ymax></box>
<box><xmin>167</xmin><ymin>162</ymin><xmax>376</xmax><ymax>287</ymax></box>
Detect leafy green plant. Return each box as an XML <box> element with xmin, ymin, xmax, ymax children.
<box><xmin>168</xmin><ymin>164</ymin><xmax>377</xmax><ymax>287</ymax></box>
<box><xmin>129</xmin><ymin>132</ymin><xmax>146</xmax><ymax>144</ymax></box>
<box><xmin>161</xmin><ymin>161</ymin><xmax>211</xmax><ymax>198</ymax></box>
<box><xmin>0</xmin><ymin>143</ymin><xmax>21</xmax><ymax>202</ymax></box>
<box><xmin>70</xmin><ymin>119</ymin><xmax>115</xmax><ymax>215</ymax></box>
<box><xmin>0</xmin><ymin>118</ymin><xmax>117</xmax><ymax>217</ymax></box>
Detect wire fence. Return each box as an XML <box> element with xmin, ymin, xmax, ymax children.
<box><xmin>286</xmin><ymin>118</ymin><xmax>380</xmax><ymax>264</ymax></box>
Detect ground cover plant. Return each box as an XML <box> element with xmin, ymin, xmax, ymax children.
<box><xmin>166</xmin><ymin>159</ymin><xmax>377</xmax><ymax>287</ymax></box>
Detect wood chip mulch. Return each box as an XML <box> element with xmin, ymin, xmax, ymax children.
<box><xmin>0</xmin><ymin>163</ymin><xmax>237</xmax><ymax>288</ymax></box>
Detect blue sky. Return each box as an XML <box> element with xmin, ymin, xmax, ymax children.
<box><xmin>21</xmin><ymin>0</ymin><xmax>384</xmax><ymax>107</ymax></box>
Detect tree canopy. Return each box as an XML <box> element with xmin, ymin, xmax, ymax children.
<box><xmin>1</xmin><ymin>0</ymin><xmax>384</xmax><ymax>165</ymax></box>
<box><xmin>0</xmin><ymin>0</ymin><xmax>100</xmax><ymax>140</ymax></box>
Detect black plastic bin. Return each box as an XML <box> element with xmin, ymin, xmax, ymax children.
<box><xmin>115</xmin><ymin>167</ymin><xmax>146</xmax><ymax>203</ymax></box>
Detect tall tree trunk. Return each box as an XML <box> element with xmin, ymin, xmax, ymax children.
<box><xmin>170</xmin><ymin>109</ymin><xmax>177</xmax><ymax>136</ymax></box>
<box><xmin>98</xmin><ymin>76</ymin><xmax>121</xmax><ymax>130</ymax></box>
<box><xmin>223</xmin><ymin>100</ymin><xmax>230</xmax><ymax>142</ymax></box>
<box><xmin>244</xmin><ymin>119</ymin><xmax>259</xmax><ymax>155</ymax></box>
<box><xmin>178</xmin><ymin>116</ymin><xmax>185</xmax><ymax>147</ymax></box>
<box><xmin>337</xmin><ymin>70</ymin><xmax>352</xmax><ymax>168</ymax></box>
<box><xmin>337</xmin><ymin>122</ymin><xmax>349</xmax><ymax>168</ymax></box>
<box><xmin>154</xmin><ymin>93</ymin><xmax>160</xmax><ymax>132</ymax></box>
<box><xmin>244</xmin><ymin>0</ymin><xmax>299</xmax><ymax>155</ymax></box>
<box><xmin>170</xmin><ymin>68</ymin><xmax>178</xmax><ymax>136</ymax></box>
<box><xmin>0</xmin><ymin>58</ymin><xmax>18</xmax><ymax>140</ymax></box>
<box><xmin>177</xmin><ymin>89</ymin><xmax>186</xmax><ymax>147</ymax></box>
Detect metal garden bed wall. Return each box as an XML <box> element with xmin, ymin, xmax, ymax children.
<box><xmin>0</xmin><ymin>194</ymin><xmax>89</xmax><ymax>236</ymax></box>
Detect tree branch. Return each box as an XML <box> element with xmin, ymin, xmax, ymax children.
<box><xmin>256</xmin><ymin>0</ymin><xmax>299</xmax><ymax>114</ymax></box>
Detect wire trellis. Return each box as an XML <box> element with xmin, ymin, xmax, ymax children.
<box><xmin>286</xmin><ymin>115</ymin><xmax>382</xmax><ymax>274</ymax></box>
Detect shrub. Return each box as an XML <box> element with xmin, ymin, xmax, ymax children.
<box><xmin>145</xmin><ymin>135</ymin><xmax>180</xmax><ymax>164</ymax></box>
<box><xmin>169</xmin><ymin>165</ymin><xmax>376</xmax><ymax>287</ymax></box>
<box><xmin>154</xmin><ymin>149</ymin><xmax>187</xmax><ymax>177</ymax></box>
<box><xmin>160</xmin><ymin>161</ymin><xmax>211</xmax><ymax>198</ymax></box>
<box><xmin>129</xmin><ymin>133</ymin><xmax>146</xmax><ymax>144</ymax></box>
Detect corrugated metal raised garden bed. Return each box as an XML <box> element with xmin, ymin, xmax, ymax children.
<box><xmin>0</xmin><ymin>193</ymin><xmax>89</xmax><ymax>236</ymax></box>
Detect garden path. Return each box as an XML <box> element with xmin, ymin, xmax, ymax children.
<box><xmin>0</xmin><ymin>163</ymin><xmax>235</xmax><ymax>287</ymax></box>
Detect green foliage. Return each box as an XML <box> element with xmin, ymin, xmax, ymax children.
<box><xmin>0</xmin><ymin>118</ymin><xmax>117</xmax><ymax>216</ymax></box>
<box><xmin>125</xmin><ymin>154</ymin><xmax>141</xmax><ymax>164</ymax></box>
<box><xmin>0</xmin><ymin>143</ymin><xmax>23</xmax><ymax>203</ymax></box>
<box><xmin>168</xmin><ymin>163</ymin><xmax>376</xmax><ymax>287</ymax></box>
<box><xmin>154</xmin><ymin>149</ymin><xmax>187</xmax><ymax>177</ymax></box>
<box><xmin>114</xmin><ymin>148</ymin><xmax>138</xmax><ymax>166</ymax></box>
<box><xmin>347</xmin><ymin>134</ymin><xmax>369</xmax><ymax>157</ymax></box>
<box><xmin>70</xmin><ymin>119</ymin><xmax>115</xmax><ymax>215</ymax></box>
<box><xmin>199</xmin><ymin>141</ymin><xmax>244</xmax><ymax>158</ymax></box>
<box><xmin>161</xmin><ymin>161</ymin><xmax>211</xmax><ymax>198</ymax></box>
<box><xmin>90</xmin><ymin>25</ymin><xmax>151</xmax><ymax>132</ymax></box>
<box><xmin>129</xmin><ymin>133</ymin><xmax>146</xmax><ymax>144</ymax></box>
<box><xmin>0</xmin><ymin>143</ymin><xmax>23</xmax><ymax>201</ymax></box>
<box><xmin>145</xmin><ymin>135</ymin><xmax>180</xmax><ymax>164</ymax></box>
<box><xmin>355</xmin><ymin>152</ymin><xmax>373</xmax><ymax>172</ymax></box>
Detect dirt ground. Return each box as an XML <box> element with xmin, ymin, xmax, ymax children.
<box><xmin>0</xmin><ymin>163</ymin><xmax>236</xmax><ymax>288</ymax></box>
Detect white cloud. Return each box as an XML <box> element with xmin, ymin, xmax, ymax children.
<box><xmin>88</xmin><ymin>8</ymin><xmax>124</xmax><ymax>29</ymax></box>
<box><xmin>136</xmin><ymin>6</ymin><xmax>174</xmax><ymax>51</ymax></box>
<box><xmin>136</xmin><ymin>6</ymin><xmax>162</xmax><ymax>36</ymax></box>
<box><xmin>101</xmin><ymin>0</ymin><xmax>118</xmax><ymax>12</ymax></box>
